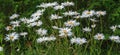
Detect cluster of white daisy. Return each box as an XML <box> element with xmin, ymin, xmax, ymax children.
<box><xmin>5</xmin><ymin>13</ymin><xmax>28</xmax><ymax>42</ymax></box>
<box><xmin>110</xmin><ymin>25</ymin><xmax>120</xmax><ymax>32</ymax></box>
<box><xmin>63</xmin><ymin>11</ymin><xmax>80</xmax><ymax>16</ymax></box>
<box><xmin>80</xmin><ymin>10</ymin><xmax>106</xmax><ymax>18</ymax></box>
<box><xmin>20</xmin><ymin>9</ymin><xmax>45</xmax><ymax>27</ymax></box>
<box><xmin>93</xmin><ymin>33</ymin><xmax>120</xmax><ymax>43</ymax></box>
<box><xmin>70</xmin><ymin>37</ymin><xmax>87</xmax><ymax>45</ymax></box>
<box><xmin>36</xmin><ymin>1</ymin><xmax>74</xmax><ymax>10</ymax></box>
<box><xmin>37</xmin><ymin>36</ymin><xmax>56</xmax><ymax>43</ymax></box>
<box><xmin>36</xmin><ymin>2</ymin><xmax>58</xmax><ymax>8</ymax></box>
<box><xmin>4</xmin><ymin>1</ymin><xmax>120</xmax><ymax>47</ymax></box>
<box><xmin>109</xmin><ymin>35</ymin><xmax>120</xmax><ymax>43</ymax></box>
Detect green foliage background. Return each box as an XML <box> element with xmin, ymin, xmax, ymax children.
<box><xmin>0</xmin><ymin>0</ymin><xmax>120</xmax><ymax>31</ymax></box>
<box><xmin>0</xmin><ymin>0</ymin><xmax>120</xmax><ymax>55</ymax></box>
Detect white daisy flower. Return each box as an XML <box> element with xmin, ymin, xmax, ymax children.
<box><xmin>59</xmin><ymin>27</ymin><xmax>72</xmax><ymax>37</ymax></box>
<box><xmin>16</xmin><ymin>48</ymin><xmax>20</xmax><ymax>52</ymax></box>
<box><xmin>26</xmin><ymin>17</ymin><xmax>40</xmax><ymax>24</ymax></box>
<box><xmin>109</xmin><ymin>35</ymin><xmax>120</xmax><ymax>43</ymax></box>
<box><xmin>36</xmin><ymin>20</ymin><xmax>43</xmax><ymax>26</ymax></box>
<box><xmin>5</xmin><ymin>26</ymin><xmax>14</xmax><ymax>31</ymax></box>
<box><xmin>0</xmin><ymin>46</ymin><xmax>3</xmax><ymax>51</ymax></box>
<box><xmin>50</xmin><ymin>14</ymin><xmax>63</xmax><ymax>20</ymax></box>
<box><xmin>94</xmin><ymin>33</ymin><xmax>105</xmax><ymax>40</ymax></box>
<box><xmin>26</xmin><ymin>18</ymin><xmax>36</xmax><ymax>24</ymax></box>
<box><xmin>110</xmin><ymin>25</ymin><xmax>117</xmax><ymax>32</ymax></box>
<box><xmin>28</xmin><ymin>20</ymin><xmax>42</xmax><ymax>27</ymax></box>
<box><xmin>5</xmin><ymin>32</ymin><xmax>19</xmax><ymax>41</ymax></box>
<box><xmin>52</xmin><ymin>26</ymin><xmax>59</xmax><ymax>29</ymax></box>
<box><xmin>32</xmin><ymin>16</ymin><xmax>40</xmax><ymax>21</ymax></box>
<box><xmin>20</xmin><ymin>32</ymin><xmax>28</xmax><ymax>36</ymax></box>
<box><xmin>53</xmin><ymin>5</ymin><xmax>64</xmax><ymax>10</ymax></box>
<box><xmin>36</xmin><ymin>9</ymin><xmax>46</xmax><ymax>13</ymax></box>
<box><xmin>10</xmin><ymin>20</ymin><xmax>21</xmax><ymax>27</ymax></box>
<box><xmin>50</xmin><ymin>2</ymin><xmax>58</xmax><ymax>6</ymax></box>
<box><xmin>63</xmin><ymin>11</ymin><xmax>80</xmax><ymax>16</ymax></box>
<box><xmin>91</xmin><ymin>24</ymin><xmax>96</xmax><ymax>28</ymax></box>
<box><xmin>31</xmin><ymin>12</ymin><xmax>42</xmax><ymax>18</ymax></box>
<box><xmin>36</xmin><ymin>2</ymin><xmax>58</xmax><ymax>8</ymax></box>
<box><xmin>61</xmin><ymin>1</ymin><xmax>74</xmax><ymax>6</ymax></box>
<box><xmin>96</xmin><ymin>11</ymin><xmax>106</xmax><ymax>17</ymax></box>
<box><xmin>83</xmin><ymin>27</ymin><xmax>91</xmax><ymax>32</ymax></box>
<box><xmin>10</xmin><ymin>20</ymin><xmax>20</xmax><ymax>25</ymax></box>
<box><xmin>81</xmin><ymin>10</ymin><xmax>95</xmax><ymax>18</ymax></box>
<box><xmin>70</xmin><ymin>37</ymin><xmax>87</xmax><ymax>45</ymax></box>
<box><xmin>10</xmin><ymin>14</ymin><xmax>19</xmax><ymax>20</ymax></box>
<box><xmin>20</xmin><ymin>17</ymin><xmax>28</xmax><ymax>23</ymax></box>
<box><xmin>31</xmin><ymin>9</ymin><xmax>45</xmax><ymax>19</ymax></box>
<box><xmin>27</xmin><ymin>22</ymin><xmax>36</xmax><ymax>27</ymax></box>
<box><xmin>90</xmin><ymin>18</ymin><xmax>98</xmax><ymax>22</ymax></box>
<box><xmin>64</xmin><ymin>20</ymin><xmax>80</xmax><ymax>27</ymax></box>
<box><xmin>37</xmin><ymin>36</ymin><xmax>56</xmax><ymax>43</ymax></box>
<box><xmin>73</xmin><ymin>15</ymin><xmax>81</xmax><ymax>19</ymax></box>
<box><xmin>117</xmin><ymin>25</ymin><xmax>120</xmax><ymax>28</ymax></box>
<box><xmin>36</xmin><ymin>28</ymin><xmax>47</xmax><ymax>36</ymax></box>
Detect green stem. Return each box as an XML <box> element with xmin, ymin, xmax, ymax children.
<box><xmin>100</xmin><ymin>16</ymin><xmax>103</xmax><ymax>32</ymax></box>
<box><xmin>107</xmin><ymin>42</ymin><xmax>114</xmax><ymax>55</ymax></box>
<box><xmin>83</xmin><ymin>40</ymin><xmax>90</xmax><ymax>54</ymax></box>
<box><xmin>98</xmin><ymin>40</ymin><xmax>103</xmax><ymax>55</ymax></box>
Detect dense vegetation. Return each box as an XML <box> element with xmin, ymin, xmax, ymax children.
<box><xmin>0</xmin><ymin>0</ymin><xmax>120</xmax><ymax>55</ymax></box>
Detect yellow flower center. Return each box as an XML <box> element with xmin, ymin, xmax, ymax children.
<box><xmin>87</xmin><ymin>12</ymin><xmax>91</xmax><ymax>14</ymax></box>
<box><xmin>10</xmin><ymin>36</ymin><xmax>14</xmax><ymax>40</ymax></box>
<box><xmin>98</xmin><ymin>35</ymin><xmax>101</xmax><ymax>39</ymax></box>
<box><xmin>8</xmin><ymin>26</ymin><xmax>13</xmax><ymax>29</ymax></box>
<box><xmin>63</xmin><ymin>30</ymin><xmax>67</xmax><ymax>34</ymax></box>
<box><xmin>68</xmin><ymin>21</ymin><xmax>73</xmax><ymax>25</ymax></box>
